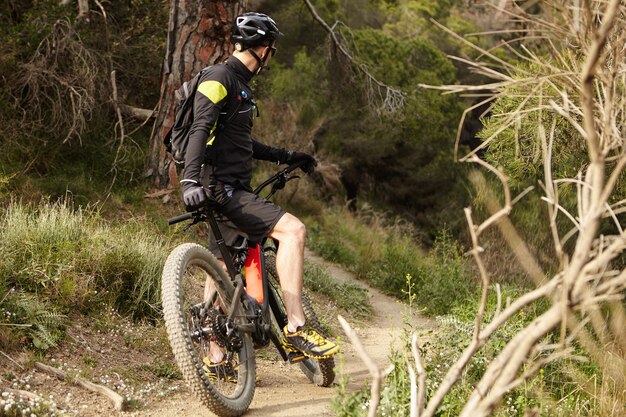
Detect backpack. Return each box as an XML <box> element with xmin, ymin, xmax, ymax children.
<box><xmin>163</xmin><ymin>65</ymin><xmax>247</xmax><ymax>168</ymax></box>
<box><xmin>163</xmin><ymin>66</ymin><xmax>211</xmax><ymax>167</ymax></box>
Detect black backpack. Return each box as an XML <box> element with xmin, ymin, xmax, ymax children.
<box><xmin>163</xmin><ymin>66</ymin><xmax>211</xmax><ymax>167</ymax></box>
<box><xmin>163</xmin><ymin>66</ymin><xmax>248</xmax><ymax>168</ymax></box>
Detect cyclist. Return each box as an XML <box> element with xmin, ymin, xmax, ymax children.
<box><xmin>180</xmin><ymin>12</ymin><xmax>339</xmax><ymax>380</ymax></box>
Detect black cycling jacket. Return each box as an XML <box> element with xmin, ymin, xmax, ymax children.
<box><xmin>183</xmin><ymin>56</ymin><xmax>289</xmax><ymax>191</ymax></box>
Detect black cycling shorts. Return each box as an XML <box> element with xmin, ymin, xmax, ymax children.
<box><xmin>207</xmin><ymin>187</ymin><xmax>285</xmax><ymax>258</ymax></box>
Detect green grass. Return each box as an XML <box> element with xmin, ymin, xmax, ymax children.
<box><xmin>0</xmin><ymin>200</ymin><xmax>171</xmax><ymax>350</ymax></box>
<box><xmin>304</xmin><ymin>262</ymin><xmax>372</xmax><ymax>318</ymax></box>
<box><xmin>307</xmin><ymin>208</ymin><xmax>476</xmax><ymax>316</ymax></box>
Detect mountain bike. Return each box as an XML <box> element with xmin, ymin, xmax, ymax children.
<box><xmin>161</xmin><ymin>161</ymin><xmax>335</xmax><ymax>417</ymax></box>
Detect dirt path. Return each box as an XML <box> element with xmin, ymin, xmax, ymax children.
<box><xmin>1</xmin><ymin>251</ymin><xmax>433</xmax><ymax>417</ymax></box>
<box><xmin>136</xmin><ymin>250</ymin><xmax>433</xmax><ymax>417</ymax></box>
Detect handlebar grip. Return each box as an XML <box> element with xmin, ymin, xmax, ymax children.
<box><xmin>168</xmin><ymin>212</ymin><xmax>194</xmax><ymax>225</ymax></box>
<box><xmin>285</xmin><ymin>159</ymin><xmax>308</xmax><ymax>174</ymax></box>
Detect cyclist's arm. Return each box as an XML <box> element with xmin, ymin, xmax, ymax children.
<box><xmin>251</xmin><ymin>138</ymin><xmax>290</xmax><ymax>164</ymax></box>
<box><xmin>183</xmin><ymin>75</ymin><xmax>228</xmax><ymax>184</ymax></box>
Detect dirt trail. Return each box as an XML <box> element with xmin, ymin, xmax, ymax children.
<box><xmin>1</xmin><ymin>251</ymin><xmax>433</xmax><ymax>417</ymax></box>
<box><xmin>137</xmin><ymin>250</ymin><xmax>432</xmax><ymax>417</ymax></box>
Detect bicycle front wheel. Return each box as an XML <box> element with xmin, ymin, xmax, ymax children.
<box><xmin>162</xmin><ymin>243</ymin><xmax>256</xmax><ymax>417</ymax></box>
<box><xmin>264</xmin><ymin>250</ymin><xmax>335</xmax><ymax>387</ymax></box>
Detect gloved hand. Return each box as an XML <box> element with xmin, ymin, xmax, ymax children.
<box><xmin>287</xmin><ymin>151</ymin><xmax>317</xmax><ymax>174</ymax></box>
<box><xmin>182</xmin><ymin>183</ymin><xmax>207</xmax><ymax>211</ymax></box>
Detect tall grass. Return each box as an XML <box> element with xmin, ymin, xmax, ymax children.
<box><xmin>0</xmin><ymin>201</ymin><xmax>169</xmax><ymax>336</ymax></box>
<box><xmin>304</xmin><ymin>262</ymin><xmax>372</xmax><ymax>318</ymax></box>
<box><xmin>307</xmin><ymin>208</ymin><xmax>475</xmax><ymax>316</ymax></box>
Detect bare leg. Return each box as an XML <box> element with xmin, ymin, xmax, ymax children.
<box><xmin>268</xmin><ymin>213</ymin><xmax>306</xmax><ymax>331</ymax></box>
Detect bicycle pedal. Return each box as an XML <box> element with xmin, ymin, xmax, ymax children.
<box><xmin>287</xmin><ymin>351</ymin><xmax>306</xmax><ymax>363</ymax></box>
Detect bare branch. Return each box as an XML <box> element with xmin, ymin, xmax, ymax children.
<box><xmin>338</xmin><ymin>315</ymin><xmax>389</xmax><ymax>417</ymax></box>
<box><xmin>464</xmin><ymin>206</ymin><xmax>492</xmax><ymax>342</ymax></box>
<box><xmin>78</xmin><ymin>0</ymin><xmax>89</xmax><ymax>19</ymax></box>
<box><xmin>429</xmin><ymin>20</ymin><xmax>523</xmax><ymax>75</ymax></box>
<box><xmin>16</xmin><ymin>19</ymin><xmax>99</xmax><ymax>146</ymax></box>
<box><xmin>0</xmin><ymin>350</ymin><xmax>24</xmax><ymax>370</ymax></box>
<box><xmin>108</xmin><ymin>70</ymin><xmax>125</xmax><ymax>191</ymax></box>
<box><xmin>453</xmin><ymin>95</ymin><xmax>496</xmax><ymax>161</ymax></box>
<box><xmin>415</xmin><ymin>1</ymin><xmax>626</xmax><ymax>415</ymax></box>
<box><xmin>488</xmin><ymin>347</ymin><xmax>574</xmax><ymax>403</ymax></box>
<box><xmin>421</xmin><ymin>279</ymin><xmax>560</xmax><ymax>417</ymax></box>
<box><xmin>119</xmin><ymin>104</ymin><xmax>155</xmax><ymax>120</ymax></box>
<box><xmin>408</xmin><ymin>363</ymin><xmax>417</xmax><ymax>417</ymax></box>
<box><xmin>35</xmin><ymin>362</ymin><xmax>127</xmax><ymax>411</ymax></box>
<box><xmin>460</xmin><ymin>305</ymin><xmax>563</xmax><ymax>417</ymax></box>
<box><xmin>469</xmin><ymin>157</ymin><xmax>512</xmax><ymax>235</ymax></box>
<box><xmin>470</xmin><ymin>171</ymin><xmax>547</xmax><ymax>285</ymax></box>
<box><xmin>580</xmin><ymin>0</ymin><xmax>622</xmax><ymax>161</ymax></box>
<box><xmin>370</xmin><ymin>2</ymin><xmax>626</xmax><ymax>415</ymax></box>
<box><xmin>494</xmin><ymin>283</ymin><xmax>502</xmax><ymax>319</ymax></box>
<box><xmin>301</xmin><ymin>0</ymin><xmax>406</xmax><ymax>115</ymax></box>
<box><xmin>411</xmin><ymin>333</ymin><xmax>426</xmax><ymax>417</ymax></box>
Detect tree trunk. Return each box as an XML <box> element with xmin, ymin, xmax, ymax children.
<box><xmin>147</xmin><ymin>0</ymin><xmax>246</xmax><ymax>188</ymax></box>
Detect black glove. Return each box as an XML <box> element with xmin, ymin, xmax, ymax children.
<box><xmin>287</xmin><ymin>151</ymin><xmax>317</xmax><ymax>174</ymax></box>
<box><xmin>182</xmin><ymin>182</ymin><xmax>207</xmax><ymax>211</ymax></box>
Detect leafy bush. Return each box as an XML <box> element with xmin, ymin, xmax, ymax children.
<box><xmin>258</xmin><ymin>3</ymin><xmax>467</xmax><ymax>239</ymax></box>
<box><xmin>307</xmin><ymin>209</ymin><xmax>373</xmax><ymax>272</ymax></box>
<box><xmin>332</xmin><ymin>373</ymin><xmax>371</xmax><ymax>417</ymax></box>
<box><xmin>0</xmin><ymin>0</ymin><xmax>164</xmax><ymax>202</ymax></box>
<box><xmin>420</xmin><ymin>230</ymin><xmax>476</xmax><ymax>315</ymax></box>
<box><xmin>268</xmin><ymin>49</ymin><xmax>330</xmax><ymax>129</ymax></box>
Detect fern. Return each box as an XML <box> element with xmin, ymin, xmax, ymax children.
<box><xmin>29</xmin><ymin>311</ymin><xmax>66</xmax><ymax>349</ymax></box>
<box><xmin>0</xmin><ymin>291</ymin><xmax>67</xmax><ymax>350</ymax></box>
<box><xmin>32</xmin><ymin>311</ymin><xmax>67</xmax><ymax>328</ymax></box>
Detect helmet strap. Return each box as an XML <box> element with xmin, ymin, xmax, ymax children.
<box><xmin>247</xmin><ymin>48</ymin><xmax>268</xmax><ymax>75</ymax></box>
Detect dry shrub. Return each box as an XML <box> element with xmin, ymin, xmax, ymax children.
<box><xmin>343</xmin><ymin>1</ymin><xmax>626</xmax><ymax>416</ymax></box>
<box><xmin>15</xmin><ymin>19</ymin><xmax>100</xmax><ymax>144</ymax></box>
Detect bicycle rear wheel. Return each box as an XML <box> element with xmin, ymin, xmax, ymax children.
<box><xmin>162</xmin><ymin>243</ymin><xmax>256</xmax><ymax>417</ymax></box>
<box><xmin>264</xmin><ymin>250</ymin><xmax>335</xmax><ymax>387</ymax></box>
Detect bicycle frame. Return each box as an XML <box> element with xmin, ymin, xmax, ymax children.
<box><xmin>168</xmin><ymin>161</ymin><xmax>307</xmax><ymax>361</ymax></box>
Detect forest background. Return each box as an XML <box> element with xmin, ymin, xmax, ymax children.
<box><xmin>0</xmin><ymin>1</ymin><xmax>624</xmax><ymax>417</ymax></box>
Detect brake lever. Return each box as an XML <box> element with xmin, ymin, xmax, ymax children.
<box><xmin>183</xmin><ymin>215</ymin><xmax>202</xmax><ymax>232</ymax></box>
<box><xmin>272</xmin><ymin>174</ymin><xmax>288</xmax><ymax>191</ymax></box>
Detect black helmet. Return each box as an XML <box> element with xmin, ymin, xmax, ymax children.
<box><xmin>231</xmin><ymin>12</ymin><xmax>281</xmax><ymax>49</ymax></box>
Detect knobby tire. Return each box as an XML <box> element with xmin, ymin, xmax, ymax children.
<box><xmin>162</xmin><ymin>243</ymin><xmax>256</xmax><ymax>417</ymax></box>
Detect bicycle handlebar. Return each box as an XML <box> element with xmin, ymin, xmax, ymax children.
<box><xmin>167</xmin><ymin>160</ymin><xmax>308</xmax><ymax>226</ymax></box>
<box><xmin>168</xmin><ymin>211</ymin><xmax>195</xmax><ymax>226</ymax></box>
<box><xmin>252</xmin><ymin>159</ymin><xmax>307</xmax><ymax>195</ymax></box>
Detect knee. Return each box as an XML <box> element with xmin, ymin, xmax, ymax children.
<box><xmin>271</xmin><ymin>213</ymin><xmax>307</xmax><ymax>245</ymax></box>
<box><xmin>290</xmin><ymin>219</ymin><xmax>306</xmax><ymax>245</ymax></box>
